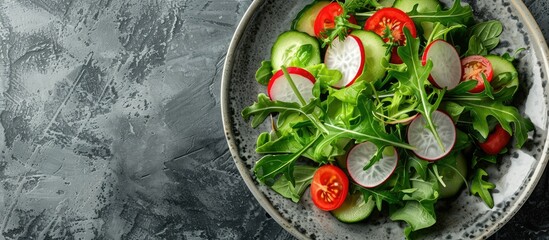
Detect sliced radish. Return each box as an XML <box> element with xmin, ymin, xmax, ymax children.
<box><xmin>267</xmin><ymin>67</ymin><xmax>316</xmax><ymax>103</ymax></box>
<box><xmin>346</xmin><ymin>142</ymin><xmax>398</xmax><ymax>188</ymax></box>
<box><xmin>422</xmin><ymin>40</ymin><xmax>461</xmax><ymax>90</ymax></box>
<box><xmin>407</xmin><ymin>110</ymin><xmax>456</xmax><ymax>161</ymax></box>
<box><xmin>325</xmin><ymin>35</ymin><xmax>365</xmax><ymax>88</ymax></box>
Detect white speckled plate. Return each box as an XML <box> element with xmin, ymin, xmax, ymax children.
<box><xmin>221</xmin><ymin>0</ymin><xmax>549</xmax><ymax>239</ymax></box>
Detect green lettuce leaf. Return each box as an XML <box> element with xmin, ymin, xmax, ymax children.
<box><xmin>390</xmin><ymin>201</ymin><xmax>437</xmax><ymax>238</ymax></box>
<box><xmin>470</xmin><ymin>168</ymin><xmax>496</xmax><ymax>208</ymax></box>
<box><xmin>361</xmin><ymin>188</ymin><xmax>402</xmax><ymax>211</ymax></box>
<box><xmin>271</xmin><ymin>165</ymin><xmax>317</xmax><ymax>202</ymax></box>
<box><xmin>255</xmin><ymin>61</ymin><xmax>273</xmax><ymax>85</ymax></box>
<box><xmin>305</xmin><ymin>64</ymin><xmax>342</xmax><ymax>87</ymax></box>
<box><xmin>254</xmin><ymin>134</ymin><xmax>320</xmax><ymax>186</ymax></box>
<box><xmin>465</xmin><ymin>20</ymin><xmax>503</xmax><ymax>56</ymax></box>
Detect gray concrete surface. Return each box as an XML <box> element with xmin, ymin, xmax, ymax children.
<box><xmin>0</xmin><ymin>0</ymin><xmax>546</xmax><ymax>239</ymax></box>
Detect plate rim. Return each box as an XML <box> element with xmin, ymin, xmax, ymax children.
<box><xmin>221</xmin><ymin>0</ymin><xmax>549</xmax><ymax>239</ymax></box>
<box><xmin>220</xmin><ymin>0</ymin><xmax>308</xmax><ymax>239</ymax></box>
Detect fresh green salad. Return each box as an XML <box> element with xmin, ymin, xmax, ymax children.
<box><xmin>242</xmin><ymin>0</ymin><xmax>534</xmax><ymax>237</ymax></box>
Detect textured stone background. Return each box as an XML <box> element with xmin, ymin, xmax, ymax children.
<box><xmin>0</xmin><ymin>0</ymin><xmax>546</xmax><ymax>239</ymax></box>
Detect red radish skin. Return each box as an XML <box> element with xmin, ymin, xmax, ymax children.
<box><xmin>324</xmin><ymin>35</ymin><xmax>365</xmax><ymax>88</ymax></box>
<box><xmin>422</xmin><ymin>40</ymin><xmax>462</xmax><ymax>90</ymax></box>
<box><xmin>407</xmin><ymin>110</ymin><xmax>457</xmax><ymax>161</ymax></box>
<box><xmin>267</xmin><ymin>67</ymin><xmax>316</xmax><ymax>103</ymax></box>
<box><xmin>346</xmin><ymin>142</ymin><xmax>398</xmax><ymax>188</ymax></box>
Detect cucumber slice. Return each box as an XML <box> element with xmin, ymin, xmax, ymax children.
<box><xmin>393</xmin><ymin>0</ymin><xmax>439</xmax><ymax>12</ymax></box>
<box><xmin>291</xmin><ymin>0</ymin><xmax>331</xmax><ymax>37</ymax></box>
<box><xmin>351</xmin><ymin>30</ymin><xmax>390</xmax><ymax>83</ymax></box>
<box><xmin>394</xmin><ymin>0</ymin><xmax>440</xmax><ymax>40</ymax></box>
<box><xmin>485</xmin><ymin>55</ymin><xmax>519</xmax><ymax>99</ymax></box>
<box><xmin>378</xmin><ymin>0</ymin><xmax>395</xmax><ymax>7</ymax></box>
<box><xmin>271</xmin><ymin>31</ymin><xmax>321</xmax><ymax>71</ymax></box>
<box><xmin>485</xmin><ymin>55</ymin><xmax>518</xmax><ymax>78</ymax></box>
<box><xmin>331</xmin><ymin>191</ymin><xmax>375</xmax><ymax>223</ymax></box>
<box><xmin>436</xmin><ymin>153</ymin><xmax>468</xmax><ymax>199</ymax></box>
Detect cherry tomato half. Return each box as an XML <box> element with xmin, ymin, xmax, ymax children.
<box><xmin>479</xmin><ymin>124</ymin><xmax>512</xmax><ymax>155</ymax></box>
<box><xmin>310</xmin><ymin>164</ymin><xmax>349</xmax><ymax>211</ymax></box>
<box><xmin>364</xmin><ymin>7</ymin><xmax>417</xmax><ymax>63</ymax></box>
<box><xmin>314</xmin><ymin>2</ymin><xmax>357</xmax><ymax>38</ymax></box>
<box><xmin>461</xmin><ymin>55</ymin><xmax>494</xmax><ymax>93</ymax></box>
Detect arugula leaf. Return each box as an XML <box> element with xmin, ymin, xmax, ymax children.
<box><xmin>471</xmin><ymin>151</ymin><xmax>497</xmax><ymax>168</ymax></box>
<box><xmin>391</xmin><ymin>169</ymin><xmax>440</xmax><ymax>238</ymax></box>
<box><xmin>276</xmin><ymin>111</ymin><xmax>310</xmax><ymax>135</ymax></box>
<box><xmin>256</xmin><ymin>133</ymin><xmax>305</xmax><ymax>154</ymax></box>
<box><xmin>453</xmin><ymin>129</ymin><xmax>473</xmax><ymax>152</ymax></box>
<box><xmin>329</xmin><ymin>81</ymin><xmax>371</xmax><ymax>104</ymax></box>
<box><xmin>501</xmin><ymin>48</ymin><xmax>526</xmax><ymax>62</ymax></box>
<box><xmin>325</xmin><ymin>98</ymin><xmax>357</xmax><ymax>128</ymax></box>
<box><xmin>425</xmin><ymin>23</ymin><xmax>466</xmax><ymax>46</ymax></box>
<box><xmin>491</xmin><ymin>72</ymin><xmax>517</xmax><ymax>90</ymax></box>
<box><xmin>342</xmin><ymin>0</ymin><xmax>373</xmax><ymax>13</ymax></box>
<box><xmin>242</xmin><ymin>94</ymin><xmax>329</xmax><ymax>134</ymax></box>
<box><xmin>254</xmin><ymin>134</ymin><xmax>320</xmax><ymax>186</ymax></box>
<box><xmin>470</xmin><ymin>168</ymin><xmax>496</xmax><ymax>208</ymax></box>
<box><xmin>243</xmin><ymin>94</ymin><xmax>300</xmax><ymax>128</ymax></box>
<box><xmin>391</xmin><ymin>163</ymin><xmax>412</xmax><ymax>192</ymax></box>
<box><xmin>390</xmin><ymin>201</ymin><xmax>437</xmax><ymax>237</ymax></box>
<box><xmin>361</xmin><ymin>188</ymin><xmax>402</xmax><ymax>211</ymax></box>
<box><xmin>407</xmin><ymin>0</ymin><xmax>473</xmax><ymax>25</ymax></box>
<box><xmin>447</xmin><ymin>80</ymin><xmax>477</xmax><ymax>95</ymax></box>
<box><xmin>492</xmin><ymin>72</ymin><xmax>519</xmax><ymax>102</ymax></box>
<box><xmin>407</xmin><ymin>157</ymin><xmax>430</xmax><ymax>180</ymax></box>
<box><xmin>255</xmin><ymin>61</ymin><xmax>273</xmax><ymax>86</ymax></box>
<box><xmin>271</xmin><ymin>165</ymin><xmax>317</xmax><ymax>203</ymax></box>
<box><xmin>454</xmin><ymin>100</ymin><xmax>533</xmax><ymax>148</ymax></box>
<box><xmin>482</xmin><ymin>75</ymin><xmax>495</xmax><ymax>100</ymax></box>
<box><xmin>322</xmin><ymin>98</ymin><xmax>414</xmax><ymax>150</ymax></box>
<box><xmin>402</xmin><ymin>171</ymin><xmax>439</xmax><ymax>202</ymax></box>
<box><xmin>391</xmin><ymin>28</ymin><xmax>446</xmax><ymax>151</ymax></box>
<box><xmin>439</xmin><ymin>101</ymin><xmax>465</xmax><ymax>121</ymax></box>
<box><xmin>311</xmin><ymin>135</ymin><xmax>349</xmax><ymax>163</ymax></box>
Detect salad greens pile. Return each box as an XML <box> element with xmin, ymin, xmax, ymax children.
<box><xmin>242</xmin><ymin>0</ymin><xmax>533</xmax><ymax>238</ymax></box>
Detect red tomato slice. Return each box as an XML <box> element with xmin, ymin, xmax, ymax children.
<box><xmin>310</xmin><ymin>165</ymin><xmax>349</xmax><ymax>211</ymax></box>
<box><xmin>314</xmin><ymin>2</ymin><xmax>357</xmax><ymax>38</ymax></box>
<box><xmin>364</xmin><ymin>8</ymin><xmax>416</xmax><ymax>63</ymax></box>
<box><xmin>364</xmin><ymin>8</ymin><xmax>417</xmax><ymax>45</ymax></box>
<box><xmin>479</xmin><ymin>124</ymin><xmax>511</xmax><ymax>155</ymax></box>
<box><xmin>461</xmin><ymin>55</ymin><xmax>494</xmax><ymax>93</ymax></box>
